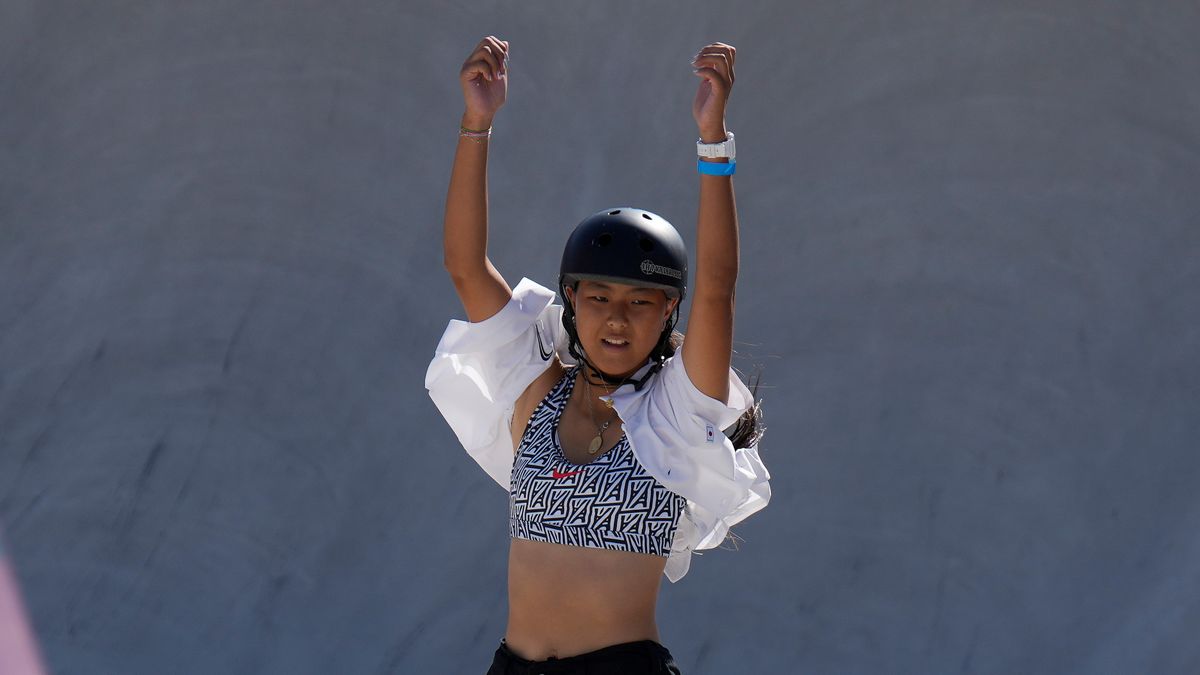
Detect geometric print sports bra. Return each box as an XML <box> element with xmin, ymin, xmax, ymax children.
<box><xmin>509</xmin><ymin>366</ymin><xmax>687</xmax><ymax>557</ymax></box>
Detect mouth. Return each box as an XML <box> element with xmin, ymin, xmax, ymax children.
<box><xmin>599</xmin><ymin>336</ymin><xmax>630</xmax><ymax>350</ymax></box>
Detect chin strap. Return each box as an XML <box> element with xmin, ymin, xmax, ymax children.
<box><xmin>577</xmin><ymin>355</ymin><xmax>664</xmax><ymax>392</ymax></box>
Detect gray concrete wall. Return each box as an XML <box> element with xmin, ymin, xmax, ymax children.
<box><xmin>2</xmin><ymin>1</ymin><xmax>1198</xmax><ymax>673</ymax></box>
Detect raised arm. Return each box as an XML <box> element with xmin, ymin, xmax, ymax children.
<box><xmin>444</xmin><ymin>36</ymin><xmax>513</xmax><ymax>322</ymax></box>
<box><xmin>681</xmin><ymin>42</ymin><xmax>739</xmax><ymax>403</ymax></box>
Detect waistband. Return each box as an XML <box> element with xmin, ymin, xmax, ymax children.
<box><xmin>496</xmin><ymin>637</ymin><xmax>671</xmax><ymax>667</ymax></box>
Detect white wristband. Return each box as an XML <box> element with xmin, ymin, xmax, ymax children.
<box><xmin>696</xmin><ymin>131</ymin><xmax>735</xmax><ymax>160</ymax></box>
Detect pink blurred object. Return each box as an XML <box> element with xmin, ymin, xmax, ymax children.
<box><xmin>0</xmin><ymin>529</ymin><xmax>48</xmax><ymax>675</ymax></box>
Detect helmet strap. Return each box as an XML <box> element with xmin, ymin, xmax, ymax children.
<box><xmin>577</xmin><ymin>351</ymin><xmax>664</xmax><ymax>392</ymax></box>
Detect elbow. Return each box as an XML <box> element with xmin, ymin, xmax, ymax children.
<box><xmin>691</xmin><ymin>287</ymin><xmax>736</xmax><ymax>310</ymax></box>
<box><xmin>442</xmin><ymin>254</ymin><xmax>477</xmax><ymax>280</ymax></box>
<box><xmin>442</xmin><ymin>256</ymin><xmax>459</xmax><ymax>282</ymax></box>
<box><xmin>443</xmin><ymin>257</ymin><xmax>488</xmax><ymax>288</ymax></box>
<box><xmin>443</xmin><ymin>260</ymin><xmax>469</xmax><ymax>287</ymax></box>
<box><xmin>695</xmin><ymin>265</ymin><xmax>738</xmax><ymax>300</ymax></box>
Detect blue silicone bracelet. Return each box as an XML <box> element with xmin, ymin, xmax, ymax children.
<box><xmin>697</xmin><ymin>159</ymin><xmax>736</xmax><ymax>176</ymax></box>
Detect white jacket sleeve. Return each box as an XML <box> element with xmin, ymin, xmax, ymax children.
<box><xmin>605</xmin><ymin>354</ymin><xmax>771</xmax><ymax>583</ymax></box>
<box><xmin>424</xmin><ymin>278</ymin><xmax>572</xmax><ymax>487</ymax></box>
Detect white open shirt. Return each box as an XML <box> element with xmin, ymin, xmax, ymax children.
<box><xmin>425</xmin><ymin>278</ymin><xmax>771</xmax><ymax>582</ymax></box>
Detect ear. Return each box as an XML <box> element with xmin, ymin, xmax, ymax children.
<box><xmin>664</xmin><ymin>294</ymin><xmax>680</xmax><ymax>319</ymax></box>
<box><xmin>564</xmin><ymin>285</ymin><xmax>576</xmax><ymax>306</ymax></box>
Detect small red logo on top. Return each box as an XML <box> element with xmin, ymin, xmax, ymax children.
<box><xmin>553</xmin><ymin>468</ymin><xmax>583</xmax><ymax>480</ymax></box>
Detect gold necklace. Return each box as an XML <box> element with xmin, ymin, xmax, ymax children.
<box><xmin>581</xmin><ymin>371</ymin><xmax>617</xmax><ymax>454</ymax></box>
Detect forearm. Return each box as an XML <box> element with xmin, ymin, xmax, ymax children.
<box><xmin>695</xmin><ymin>128</ymin><xmax>739</xmax><ymax>297</ymax></box>
<box><xmin>684</xmin><ymin>130</ymin><xmax>738</xmax><ymax>402</ymax></box>
<box><xmin>443</xmin><ymin>112</ymin><xmax>496</xmax><ymax>276</ymax></box>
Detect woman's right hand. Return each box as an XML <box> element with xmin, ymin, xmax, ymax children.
<box><xmin>459</xmin><ymin>36</ymin><xmax>509</xmax><ymax>126</ymax></box>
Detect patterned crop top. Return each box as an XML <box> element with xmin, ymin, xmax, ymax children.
<box><xmin>509</xmin><ymin>366</ymin><xmax>688</xmax><ymax>557</ymax></box>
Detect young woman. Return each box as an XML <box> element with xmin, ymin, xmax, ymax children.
<box><xmin>426</xmin><ymin>35</ymin><xmax>771</xmax><ymax>674</ymax></box>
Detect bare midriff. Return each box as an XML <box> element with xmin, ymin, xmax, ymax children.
<box><xmin>504</xmin><ymin>537</ymin><xmax>667</xmax><ymax>661</ymax></box>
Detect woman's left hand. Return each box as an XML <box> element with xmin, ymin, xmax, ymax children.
<box><xmin>691</xmin><ymin>42</ymin><xmax>735</xmax><ymax>142</ymax></box>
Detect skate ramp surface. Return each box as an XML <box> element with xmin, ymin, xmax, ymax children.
<box><xmin>2</xmin><ymin>2</ymin><xmax>1199</xmax><ymax>673</ymax></box>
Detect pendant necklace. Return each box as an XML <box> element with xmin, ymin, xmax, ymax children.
<box><xmin>581</xmin><ymin>370</ymin><xmax>617</xmax><ymax>455</ymax></box>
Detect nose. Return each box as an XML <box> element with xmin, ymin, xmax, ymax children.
<box><xmin>605</xmin><ymin>304</ymin><xmax>628</xmax><ymax>328</ymax></box>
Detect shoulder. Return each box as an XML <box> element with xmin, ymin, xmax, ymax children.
<box><xmin>615</xmin><ymin>354</ymin><xmax>753</xmax><ymax>433</ymax></box>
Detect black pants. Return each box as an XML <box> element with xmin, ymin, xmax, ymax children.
<box><xmin>486</xmin><ymin>638</ymin><xmax>683</xmax><ymax>674</ymax></box>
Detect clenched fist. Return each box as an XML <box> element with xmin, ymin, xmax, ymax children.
<box><xmin>691</xmin><ymin>42</ymin><xmax>735</xmax><ymax>143</ymax></box>
<box><xmin>460</xmin><ymin>35</ymin><xmax>510</xmax><ymax>129</ymax></box>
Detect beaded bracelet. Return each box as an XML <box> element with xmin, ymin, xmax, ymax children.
<box><xmin>459</xmin><ymin>125</ymin><xmax>492</xmax><ymax>144</ymax></box>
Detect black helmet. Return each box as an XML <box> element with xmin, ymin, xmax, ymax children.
<box><xmin>558</xmin><ymin>207</ymin><xmax>689</xmax><ymax>387</ymax></box>
<box><xmin>559</xmin><ymin>207</ymin><xmax>688</xmax><ymax>299</ymax></box>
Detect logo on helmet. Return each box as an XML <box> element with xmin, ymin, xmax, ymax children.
<box><xmin>640</xmin><ymin>260</ymin><xmax>683</xmax><ymax>280</ymax></box>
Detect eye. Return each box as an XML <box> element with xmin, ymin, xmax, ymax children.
<box><xmin>589</xmin><ymin>295</ymin><xmax>608</xmax><ymax>303</ymax></box>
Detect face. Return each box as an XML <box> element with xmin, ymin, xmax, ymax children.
<box><xmin>565</xmin><ymin>280</ymin><xmax>680</xmax><ymax>379</ymax></box>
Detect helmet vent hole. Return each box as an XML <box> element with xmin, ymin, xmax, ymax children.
<box><xmin>641</xmin><ymin>213</ymin><xmax>652</xmax><ymax>220</ymax></box>
<box><xmin>596</xmin><ymin>233</ymin><xmax>613</xmax><ymax>247</ymax></box>
<box><xmin>639</xmin><ymin>237</ymin><xmax>655</xmax><ymax>252</ymax></box>
<box><xmin>608</xmin><ymin>210</ymin><xmax>621</xmax><ymax>216</ymax></box>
